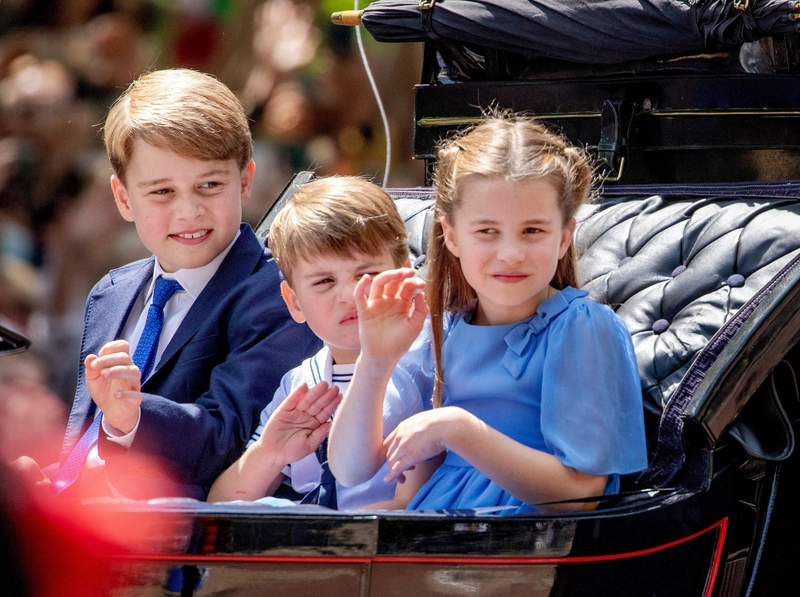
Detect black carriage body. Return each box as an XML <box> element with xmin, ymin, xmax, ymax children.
<box><xmin>23</xmin><ymin>37</ymin><xmax>800</xmax><ymax>597</ymax></box>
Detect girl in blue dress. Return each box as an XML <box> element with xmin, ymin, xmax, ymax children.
<box><xmin>328</xmin><ymin>115</ymin><xmax>648</xmax><ymax>514</ymax></box>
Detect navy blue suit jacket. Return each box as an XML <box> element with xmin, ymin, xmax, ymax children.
<box><xmin>59</xmin><ymin>224</ymin><xmax>321</xmax><ymax>500</ymax></box>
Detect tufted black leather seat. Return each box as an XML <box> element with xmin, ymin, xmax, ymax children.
<box><xmin>391</xmin><ymin>181</ymin><xmax>800</xmax><ymax>487</ymax></box>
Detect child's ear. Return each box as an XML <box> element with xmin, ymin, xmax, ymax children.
<box><xmin>110</xmin><ymin>175</ymin><xmax>135</xmax><ymax>223</ymax></box>
<box><xmin>280</xmin><ymin>280</ymin><xmax>307</xmax><ymax>324</ymax></box>
<box><xmin>239</xmin><ymin>160</ymin><xmax>256</xmax><ymax>208</ymax></box>
<box><xmin>441</xmin><ymin>219</ymin><xmax>460</xmax><ymax>258</ymax></box>
<box><xmin>559</xmin><ymin>218</ymin><xmax>577</xmax><ymax>259</ymax></box>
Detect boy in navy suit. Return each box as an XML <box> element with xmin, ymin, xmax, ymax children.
<box><xmin>25</xmin><ymin>69</ymin><xmax>319</xmax><ymax>500</ymax></box>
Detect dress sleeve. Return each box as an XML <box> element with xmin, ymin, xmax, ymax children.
<box><xmin>382</xmin><ymin>317</ymin><xmax>437</xmax><ymax>434</ymax></box>
<box><xmin>540</xmin><ymin>301</ymin><xmax>648</xmax><ymax>476</ymax></box>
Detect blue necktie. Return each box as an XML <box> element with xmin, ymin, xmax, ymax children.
<box><xmin>300</xmin><ymin>437</ymin><xmax>338</xmax><ymax>509</ymax></box>
<box><xmin>132</xmin><ymin>276</ymin><xmax>183</xmax><ymax>380</ymax></box>
<box><xmin>50</xmin><ymin>275</ymin><xmax>182</xmax><ymax>496</ymax></box>
<box><xmin>50</xmin><ymin>415</ymin><xmax>102</xmax><ymax>495</ymax></box>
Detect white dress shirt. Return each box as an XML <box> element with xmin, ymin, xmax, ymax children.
<box><xmin>85</xmin><ymin>231</ymin><xmax>240</xmax><ymax>468</ymax></box>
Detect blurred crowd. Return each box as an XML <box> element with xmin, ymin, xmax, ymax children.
<box><xmin>0</xmin><ymin>0</ymin><xmax>423</xmax><ymax>467</ymax></box>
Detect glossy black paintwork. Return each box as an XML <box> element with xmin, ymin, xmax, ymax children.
<box><xmin>414</xmin><ymin>75</ymin><xmax>800</xmax><ymax>184</ymax></box>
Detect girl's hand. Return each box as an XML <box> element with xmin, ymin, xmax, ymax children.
<box><xmin>354</xmin><ymin>268</ymin><xmax>428</xmax><ymax>366</ymax></box>
<box><xmin>382</xmin><ymin>407</ymin><xmax>473</xmax><ymax>483</ymax></box>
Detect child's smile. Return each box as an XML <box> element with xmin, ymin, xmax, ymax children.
<box><xmin>442</xmin><ymin>176</ymin><xmax>574</xmax><ymax>326</ymax></box>
<box><xmin>172</xmin><ymin>229</ymin><xmax>211</xmax><ymax>243</ymax></box>
<box><xmin>111</xmin><ymin>140</ymin><xmax>255</xmax><ymax>273</ymax></box>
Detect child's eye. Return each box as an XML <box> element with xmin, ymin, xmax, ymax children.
<box><xmin>150</xmin><ymin>188</ymin><xmax>172</xmax><ymax>196</ymax></box>
<box><xmin>524</xmin><ymin>227</ymin><xmax>543</xmax><ymax>234</ymax></box>
<box><xmin>199</xmin><ymin>181</ymin><xmax>221</xmax><ymax>190</ymax></box>
<box><xmin>312</xmin><ymin>277</ymin><xmax>334</xmax><ymax>286</ymax></box>
<box><xmin>476</xmin><ymin>228</ymin><xmax>498</xmax><ymax>235</ymax></box>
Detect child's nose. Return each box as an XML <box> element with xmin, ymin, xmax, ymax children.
<box><xmin>497</xmin><ymin>238</ymin><xmax>525</xmax><ymax>264</ymax></box>
<box><xmin>174</xmin><ymin>193</ymin><xmax>203</xmax><ymax>220</ymax></box>
<box><xmin>339</xmin><ymin>283</ymin><xmax>357</xmax><ymax>303</ymax></box>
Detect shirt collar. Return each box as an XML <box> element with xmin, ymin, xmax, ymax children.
<box><xmin>145</xmin><ymin>230</ymin><xmax>241</xmax><ymax>301</ymax></box>
<box><xmin>302</xmin><ymin>345</ymin><xmax>333</xmax><ymax>388</ymax></box>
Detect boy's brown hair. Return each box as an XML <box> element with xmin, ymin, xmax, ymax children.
<box><xmin>268</xmin><ymin>177</ymin><xmax>409</xmax><ymax>286</ymax></box>
<box><xmin>104</xmin><ymin>69</ymin><xmax>252</xmax><ymax>182</ymax></box>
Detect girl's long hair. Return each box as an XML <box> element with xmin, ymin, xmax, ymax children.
<box><xmin>427</xmin><ymin>115</ymin><xmax>594</xmax><ymax>407</ymax></box>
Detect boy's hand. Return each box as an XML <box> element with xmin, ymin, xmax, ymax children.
<box><xmin>85</xmin><ymin>340</ymin><xmax>142</xmax><ymax>434</ymax></box>
<box><xmin>354</xmin><ymin>268</ymin><xmax>428</xmax><ymax>366</ymax></box>
<box><xmin>12</xmin><ymin>456</ymin><xmax>52</xmax><ymax>493</ymax></box>
<box><xmin>255</xmin><ymin>382</ymin><xmax>342</xmax><ymax>466</ymax></box>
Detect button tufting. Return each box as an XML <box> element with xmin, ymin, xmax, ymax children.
<box><xmin>727</xmin><ymin>274</ymin><xmax>745</xmax><ymax>288</ymax></box>
<box><xmin>652</xmin><ymin>319</ymin><xmax>670</xmax><ymax>334</ymax></box>
<box><xmin>671</xmin><ymin>265</ymin><xmax>686</xmax><ymax>277</ymax></box>
<box><xmin>619</xmin><ymin>256</ymin><xmax>632</xmax><ymax>267</ymax></box>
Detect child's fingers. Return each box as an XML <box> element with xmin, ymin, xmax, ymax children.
<box><xmin>90</xmin><ymin>352</ymin><xmax>137</xmax><ymax>371</ymax></box>
<box><xmin>410</xmin><ymin>290</ymin><xmax>429</xmax><ymax>327</ymax></box>
<box><xmin>367</xmin><ymin>272</ymin><xmax>388</xmax><ymax>302</ymax></box>
<box><xmin>305</xmin><ymin>387</ymin><xmax>341</xmax><ymax>421</ymax></box>
<box><xmin>100</xmin><ymin>365</ymin><xmax>142</xmax><ymax>388</ymax></box>
<box><xmin>367</xmin><ymin>268</ymin><xmax>416</xmax><ymax>302</ymax></box>
<box><xmin>354</xmin><ymin>274</ymin><xmax>372</xmax><ymax>314</ymax></box>
<box><xmin>281</xmin><ymin>382</ymin><xmax>311</xmax><ymax>412</ymax></box>
<box><xmin>314</xmin><ymin>390</ymin><xmax>342</xmax><ymax>423</ymax></box>
<box><xmin>84</xmin><ymin>358</ymin><xmax>101</xmax><ymax>381</ymax></box>
<box><xmin>112</xmin><ymin>390</ymin><xmax>143</xmax><ymax>409</ymax></box>
<box><xmin>98</xmin><ymin>340</ymin><xmax>132</xmax><ymax>356</ymax></box>
<box><xmin>383</xmin><ymin>428</ymin><xmax>425</xmax><ymax>482</ymax></box>
<box><xmin>386</xmin><ymin>464</ymin><xmax>416</xmax><ymax>485</ymax></box>
<box><xmin>295</xmin><ymin>382</ymin><xmax>333</xmax><ymax>415</ymax></box>
<box><xmin>382</xmin><ymin>277</ymin><xmax>402</xmax><ymax>301</ymax></box>
<box><xmin>397</xmin><ymin>277</ymin><xmax>426</xmax><ymax>302</ymax></box>
<box><xmin>383</xmin><ymin>429</ymin><xmax>398</xmax><ymax>455</ymax></box>
<box><xmin>384</xmin><ymin>455</ymin><xmax>416</xmax><ymax>483</ymax></box>
<box><xmin>395</xmin><ymin>278</ymin><xmax>426</xmax><ymax>316</ymax></box>
<box><xmin>307</xmin><ymin>421</ymin><xmax>333</xmax><ymax>448</ymax></box>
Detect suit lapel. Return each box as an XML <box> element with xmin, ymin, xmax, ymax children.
<box><xmin>61</xmin><ymin>258</ymin><xmax>153</xmax><ymax>460</ymax></box>
<box><xmin>148</xmin><ymin>225</ymin><xmax>264</xmax><ymax>386</ymax></box>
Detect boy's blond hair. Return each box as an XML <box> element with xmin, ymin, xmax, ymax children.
<box><xmin>104</xmin><ymin>69</ymin><xmax>252</xmax><ymax>182</ymax></box>
<box><xmin>268</xmin><ymin>177</ymin><xmax>409</xmax><ymax>286</ymax></box>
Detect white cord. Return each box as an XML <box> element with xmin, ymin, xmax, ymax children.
<box><xmin>354</xmin><ymin>0</ymin><xmax>392</xmax><ymax>187</ymax></box>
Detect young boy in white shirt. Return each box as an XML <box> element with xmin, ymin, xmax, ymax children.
<box><xmin>208</xmin><ymin>177</ymin><xmax>435</xmax><ymax>509</ymax></box>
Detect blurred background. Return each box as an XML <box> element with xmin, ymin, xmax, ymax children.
<box><xmin>0</xmin><ymin>0</ymin><xmax>424</xmax><ymax>466</ymax></box>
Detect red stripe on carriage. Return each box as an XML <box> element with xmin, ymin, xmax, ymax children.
<box><xmin>104</xmin><ymin>517</ymin><xmax>728</xmax><ymax>582</ymax></box>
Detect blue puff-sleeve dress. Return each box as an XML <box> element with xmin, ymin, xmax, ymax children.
<box><xmin>406</xmin><ymin>286</ymin><xmax>648</xmax><ymax>514</ymax></box>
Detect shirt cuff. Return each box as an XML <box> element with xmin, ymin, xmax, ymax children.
<box><xmin>101</xmin><ymin>408</ymin><xmax>141</xmax><ymax>448</ymax></box>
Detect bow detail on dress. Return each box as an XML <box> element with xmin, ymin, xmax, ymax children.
<box><xmin>501</xmin><ymin>288</ymin><xmax>588</xmax><ymax>379</ymax></box>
